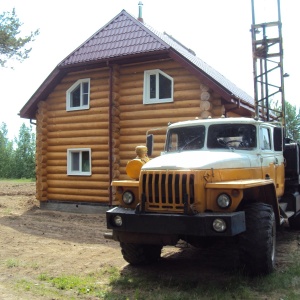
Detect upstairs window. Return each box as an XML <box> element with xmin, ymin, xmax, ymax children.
<box><xmin>67</xmin><ymin>148</ymin><xmax>91</xmax><ymax>176</ymax></box>
<box><xmin>66</xmin><ymin>78</ymin><xmax>90</xmax><ymax>111</ymax></box>
<box><xmin>143</xmin><ymin>69</ymin><xmax>173</xmax><ymax>104</ymax></box>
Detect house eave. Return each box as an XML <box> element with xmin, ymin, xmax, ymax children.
<box><xmin>168</xmin><ymin>49</ymin><xmax>254</xmax><ymax>115</ymax></box>
<box><xmin>19</xmin><ymin>68</ymin><xmax>65</xmax><ymax>119</ymax></box>
<box><xmin>19</xmin><ymin>50</ymin><xmax>170</xmax><ymax>120</ymax></box>
<box><xmin>20</xmin><ymin>48</ymin><xmax>254</xmax><ymax>120</ymax></box>
<box><xmin>59</xmin><ymin>50</ymin><xmax>170</xmax><ymax>71</ymax></box>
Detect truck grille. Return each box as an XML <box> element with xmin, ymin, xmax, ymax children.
<box><xmin>141</xmin><ymin>171</ymin><xmax>195</xmax><ymax>213</ymax></box>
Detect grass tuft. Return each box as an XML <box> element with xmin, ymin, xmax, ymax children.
<box><xmin>6</xmin><ymin>258</ymin><xmax>20</xmax><ymax>268</ymax></box>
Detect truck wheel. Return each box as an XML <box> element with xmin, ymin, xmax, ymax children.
<box><xmin>120</xmin><ymin>242</ymin><xmax>162</xmax><ymax>265</ymax></box>
<box><xmin>239</xmin><ymin>202</ymin><xmax>276</xmax><ymax>275</ymax></box>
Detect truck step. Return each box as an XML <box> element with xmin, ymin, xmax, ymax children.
<box><xmin>285</xmin><ymin>211</ymin><xmax>295</xmax><ymax>218</ymax></box>
<box><xmin>279</xmin><ymin>203</ymin><xmax>294</xmax><ymax>218</ymax></box>
<box><xmin>279</xmin><ymin>202</ymin><xmax>288</xmax><ymax>211</ymax></box>
<box><xmin>280</xmin><ymin>216</ymin><xmax>285</xmax><ymax>225</ymax></box>
<box><xmin>279</xmin><ymin>203</ymin><xmax>295</xmax><ymax>225</ymax></box>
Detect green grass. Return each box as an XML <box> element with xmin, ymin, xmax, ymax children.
<box><xmin>6</xmin><ymin>258</ymin><xmax>20</xmax><ymax>268</ymax></box>
<box><xmin>0</xmin><ymin>178</ymin><xmax>35</xmax><ymax>183</ymax></box>
<box><xmin>2</xmin><ymin>207</ymin><xmax>12</xmax><ymax>215</ymax></box>
<box><xmin>4</xmin><ymin>258</ymin><xmax>40</xmax><ymax>271</ymax></box>
<box><xmin>11</xmin><ymin>258</ymin><xmax>300</xmax><ymax>300</ymax></box>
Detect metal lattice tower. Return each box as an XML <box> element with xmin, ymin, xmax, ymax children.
<box><xmin>251</xmin><ymin>0</ymin><xmax>286</xmax><ymax>128</ymax></box>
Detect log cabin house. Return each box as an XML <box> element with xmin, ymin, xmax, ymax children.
<box><xmin>20</xmin><ymin>9</ymin><xmax>255</xmax><ymax>210</ymax></box>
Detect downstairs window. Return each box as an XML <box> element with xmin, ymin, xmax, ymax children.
<box><xmin>67</xmin><ymin>148</ymin><xmax>91</xmax><ymax>176</ymax></box>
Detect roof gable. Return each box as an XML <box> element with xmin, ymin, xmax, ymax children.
<box><xmin>59</xmin><ymin>10</ymin><xmax>169</xmax><ymax>67</ymax></box>
<box><xmin>20</xmin><ymin>10</ymin><xmax>254</xmax><ymax>119</ymax></box>
<box><xmin>59</xmin><ymin>10</ymin><xmax>253</xmax><ymax>106</ymax></box>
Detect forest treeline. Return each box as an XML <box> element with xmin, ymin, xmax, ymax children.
<box><xmin>0</xmin><ymin>122</ymin><xmax>35</xmax><ymax>179</ymax></box>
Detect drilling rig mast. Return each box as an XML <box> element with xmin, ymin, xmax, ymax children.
<box><xmin>251</xmin><ymin>0</ymin><xmax>286</xmax><ymax>128</ymax></box>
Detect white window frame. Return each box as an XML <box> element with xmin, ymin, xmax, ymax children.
<box><xmin>143</xmin><ymin>69</ymin><xmax>174</xmax><ymax>104</ymax></box>
<box><xmin>67</xmin><ymin>148</ymin><xmax>92</xmax><ymax>176</ymax></box>
<box><xmin>66</xmin><ymin>78</ymin><xmax>90</xmax><ymax>111</ymax></box>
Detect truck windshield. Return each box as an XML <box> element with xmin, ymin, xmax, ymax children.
<box><xmin>207</xmin><ymin>124</ymin><xmax>257</xmax><ymax>150</ymax></box>
<box><xmin>165</xmin><ymin>126</ymin><xmax>205</xmax><ymax>152</ymax></box>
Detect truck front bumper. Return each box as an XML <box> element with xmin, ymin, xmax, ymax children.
<box><xmin>106</xmin><ymin>207</ymin><xmax>245</xmax><ymax>238</ymax></box>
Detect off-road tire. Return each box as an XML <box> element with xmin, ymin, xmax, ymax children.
<box><xmin>239</xmin><ymin>202</ymin><xmax>276</xmax><ymax>276</ymax></box>
<box><xmin>120</xmin><ymin>242</ymin><xmax>162</xmax><ymax>265</ymax></box>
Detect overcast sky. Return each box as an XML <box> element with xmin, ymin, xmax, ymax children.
<box><xmin>0</xmin><ymin>0</ymin><xmax>298</xmax><ymax>140</ymax></box>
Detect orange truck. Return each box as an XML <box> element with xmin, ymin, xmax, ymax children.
<box><xmin>105</xmin><ymin>117</ymin><xmax>300</xmax><ymax>275</ymax></box>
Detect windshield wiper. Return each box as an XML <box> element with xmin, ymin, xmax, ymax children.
<box><xmin>180</xmin><ymin>136</ymin><xmax>202</xmax><ymax>151</ymax></box>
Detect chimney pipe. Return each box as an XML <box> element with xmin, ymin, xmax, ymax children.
<box><xmin>138</xmin><ymin>1</ymin><xmax>143</xmax><ymax>22</ymax></box>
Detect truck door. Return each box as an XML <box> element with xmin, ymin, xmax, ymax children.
<box><xmin>259</xmin><ymin>126</ymin><xmax>284</xmax><ymax>197</ymax></box>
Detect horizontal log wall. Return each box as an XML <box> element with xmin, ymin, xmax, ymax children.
<box><xmin>35</xmin><ymin>58</ymin><xmax>239</xmax><ymax>204</ymax></box>
<box><xmin>36</xmin><ymin>68</ymin><xmax>110</xmax><ymax>203</ymax></box>
<box><xmin>117</xmin><ymin>59</ymin><xmax>224</xmax><ymax>180</ymax></box>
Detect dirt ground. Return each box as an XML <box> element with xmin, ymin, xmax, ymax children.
<box><xmin>0</xmin><ymin>181</ymin><xmax>299</xmax><ymax>299</ymax></box>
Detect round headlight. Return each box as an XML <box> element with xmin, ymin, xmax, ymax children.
<box><xmin>212</xmin><ymin>218</ymin><xmax>227</xmax><ymax>232</ymax></box>
<box><xmin>217</xmin><ymin>193</ymin><xmax>231</xmax><ymax>208</ymax></box>
<box><xmin>113</xmin><ymin>215</ymin><xmax>123</xmax><ymax>227</ymax></box>
<box><xmin>122</xmin><ymin>191</ymin><xmax>134</xmax><ymax>204</ymax></box>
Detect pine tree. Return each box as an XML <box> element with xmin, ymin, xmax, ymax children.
<box><xmin>14</xmin><ymin>123</ymin><xmax>36</xmax><ymax>179</ymax></box>
<box><xmin>0</xmin><ymin>122</ymin><xmax>14</xmax><ymax>178</ymax></box>
<box><xmin>0</xmin><ymin>8</ymin><xmax>39</xmax><ymax>67</ymax></box>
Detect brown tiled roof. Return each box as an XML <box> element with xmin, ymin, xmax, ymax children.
<box><xmin>59</xmin><ymin>10</ymin><xmax>169</xmax><ymax>67</ymax></box>
<box><xmin>20</xmin><ymin>9</ymin><xmax>253</xmax><ymax>119</ymax></box>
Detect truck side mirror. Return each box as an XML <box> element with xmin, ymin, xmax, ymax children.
<box><xmin>146</xmin><ymin>134</ymin><xmax>154</xmax><ymax>157</ymax></box>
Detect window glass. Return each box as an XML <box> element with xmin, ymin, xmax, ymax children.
<box><xmin>82</xmin><ymin>151</ymin><xmax>90</xmax><ymax>172</ymax></box>
<box><xmin>71</xmin><ymin>152</ymin><xmax>80</xmax><ymax>171</ymax></box>
<box><xmin>207</xmin><ymin>124</ymin><xmax>256</xmax><ymax>150</ymax></box>
<box><xmin>83</xmin><ymin>82</ymin><xmax>89</xmax><ymax>94</ymax></box>
<box><xmin>159</xmin><ymin>73</ymin><xmax>171</xmax><ymax>99</ymax></box>
<box><xmin>169</xmin><ymin>133</ymin><xmax>178</xmax><ymax>152</ymax></box>
<box><xmin>83</xmin><ymin>82</ymin><xmax>89</xmax><ymax>105</ymax></box>
<box><xmin>67</xmin><ymin>148</ymin><xmax>91</xmax><ymax>176</ymax></box>
<box><xmin>166</xmin><ymin>126</ymin><xmax>205</xmax><ymax>152</ymax></box>
<box><xmin>260</xmin><ymin>127</ymin><xmax>271</xmax><ymax>150</ymax></box>
<box><xmin>150</xmin><ymin>74</ymin><xmax>156</xmax><ymax>99</ymax></box>
<box><xmin>71</xmin><ymin>86</ymin><xmax>81</xmax><ymax>107</ymax></box>
<box><xmin>66</xmin><ymin>78</ymin><xmax>90</xmax><ymax>111</ymax></box>
<box><xmin>144</xmin><ymin>70</ymin><xmax>173</xmax><ymax>104</ymax></box>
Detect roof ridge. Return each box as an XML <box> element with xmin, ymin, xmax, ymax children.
<box><xmin>57</xmin><ymin>10</ymin><xmax>129</xmax><ymax>68</ymax></box>
<box><xmin>119</xmin><ymin>10</ymin><xmax>171</xmax><ymax>50</ymax></box>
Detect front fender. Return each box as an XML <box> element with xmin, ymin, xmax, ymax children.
<box><xmin>206</xmin><ymin>179</ymin><xmax>280</xmax><ymax>225</ymax></box>
<box><xmin>111</xmin><ymin>180</ymin><xmax>139</xmax><ymax>207</ymax></box>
